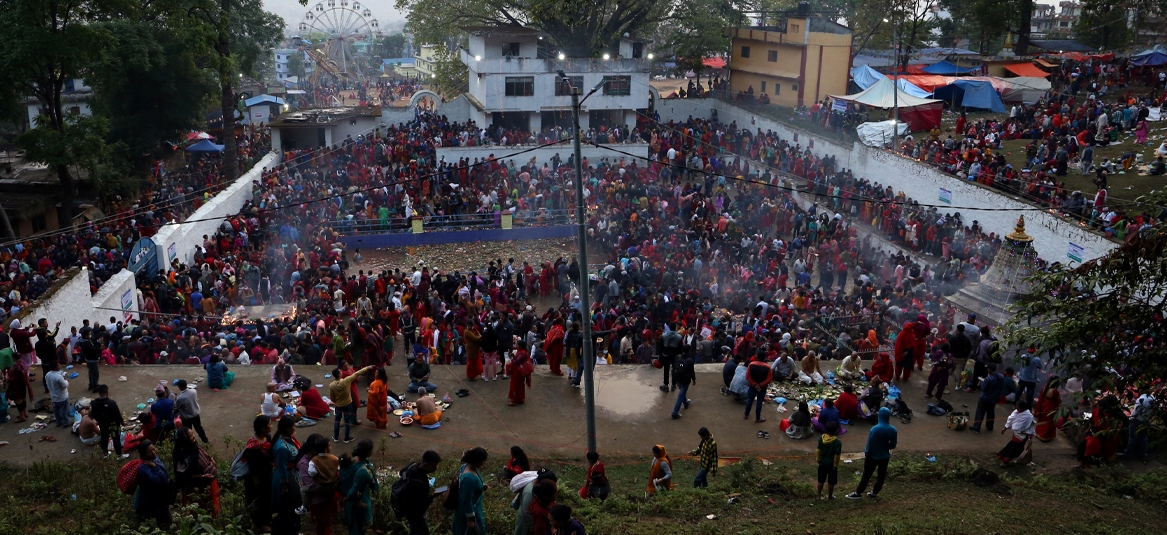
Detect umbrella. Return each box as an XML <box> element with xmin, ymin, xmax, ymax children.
<box><xmin>186</xmin><ymin>131</ymin><xmax>212</xmax><ymax>141</ymax></box>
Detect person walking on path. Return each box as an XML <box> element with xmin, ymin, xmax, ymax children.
<box><xmin>846</xmin><ymin>407</ymin><xmax>898</xmax><ymax>499</ymax></box>
<box><xmin>1119</xmin><ymin>386</ymin><xmax>1155</xmax><ymax>462</ymax></box>
<box><xmin>688</xmin><ymin>427</ymin><xmax>717</xmax><ymax>488</ymax></box>
<box><xmin>81</xmin><ymin>331</ymin><xmax>101</xmax><ymax>393</ymax></box>
<box><xmin>744</xmin><ymin>355</ymin><xmax>772</xmax><ymax>423</ymax></box>
<box><xmin>670</xmin><ymin>354</ymin><xmax>695</xmax><ymax>419</ymax></box>
<box><xmin>5</xmin><ymin>359</ymin><xmax>33</xmax><ymax>423</ymax></box>
<box><xmin>330</xmin><ymin>365</ymin><xmax>374</xmax><ymax>443</ymax></box>
<box><xmin>453</xmin><ymin>447</ymin><xmax>489</xmax><ymax>535</ymax></box>
<box><xmin>397</xmin><ymin>450</ymin><xmax>442</xmax><ymax>535</ymax></box>
<box><xmin>970</xmin><ymin>363</ymin><xmax>1004</xmax><ymax>433</ymax></box>
<box><xmin>174</xmin><ymin>379</ymin><xmax>209</xmax><ymax>443</ymax></box>
<box><xmin>91</xmin><ymin>384</ymin><xmax>127</xmax><ymax>458</ymax></box>
<box><xmin>647</xmin><ymin>444</ymin><xmax>673</xmax><ymax>494</ymax></box>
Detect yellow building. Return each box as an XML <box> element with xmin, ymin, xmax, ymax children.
<box><xmin>726</xmin><ymin>16</ymin><xmax>852</xmax><ymax>108</ymax></box>
<box><xmin>415</xmin><ymin>44</ymin><xmax>441</xmax><ymax>79</ymax></box>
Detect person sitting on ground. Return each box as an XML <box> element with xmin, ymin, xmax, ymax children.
<box><xmin>726</xmin><ymin>357</ymin><xmax>749</xmax><ymax>401</ymax></box>
<box><xmin>77</xmin><ymin>407</ymin><xmax>101</xmax><ymax>446</ymax></box>
<box><xmin>270</xmin><ymin>358</ymin><xmax>297</xmax><ymax>392</ymax></box>
<box><xmin>414</xmin><ymin>387</ymin><xmax>442</xmax><ymax>426</ymax></box>
<box><xmin>786</xmin><ymin>401</ymin><xmax>814</xmax><ymax>439</ymax></box>
<box><xmin>813</xmin><ymin>398</ymin><xmax>844</xmax><ymax>434</ymax></box>
<box><xmin>408</xmin><ymin>355</ymin><xmax>437</xmax><ymax>393</ymax></box>
<box><xmin>866</xmin><ymin>353</ymin><xmax>893</xmax><ymax>383</ymax></box>
<box><xmin>204</xmin><ymin>354</ymin><xmax>230</xmax><ymax>391</ymax></box>
<box><xmin>799</xmin><ymin>351</ymin><xmax>824</xmax><ymax>385</ymax></box>
<box><xmin>502</xmin><ymin>445</ymin><xmax>531</xmax><ymax>481</ymax></box>
<box><xmin>260</xmin><ymin>382</ymin><xmax>286</xmax><ymax>418</ymax></box>
<box><xmin>836</xmin><ymin>350</ymin><xmax>863</xmax><ymax>380</ymax></box>
<box><xmin>296</xmin><ymin>381</ymin><xmax>331</xmax><ymax>420</ymax></box>
<box><xmin>836</xmin><ymin>385</ymin><xmax>859</xmax><ymax>421</ymax></box>
<box><xmin>860</xmin><ymin>378</ymin><xmax>886</xmax><ymax>420</ymax></box>
<box><xmin>771</xmin><ymin>350</ymin><xmax>797</xmax><ymax>382</ymax></box>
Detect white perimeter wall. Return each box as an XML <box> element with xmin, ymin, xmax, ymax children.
<box><xmin>154</xmin><ymin>152</ymin><xmax>277</xmax><ymax>273</ymax></box>
<box><xmin>436</xmin><ymin>143</ymin><xmax>649</xmax><ymax>168</ymax></box>
<box><xmin>655</xmin><ymin>99</ymin><xmax>1119</xmax><ymax>263</ymax></box>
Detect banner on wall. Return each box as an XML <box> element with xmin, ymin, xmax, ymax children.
<box><xmin>1068</xmin><ymin>242</ymin><xmax>1085</xmax><ymax>263</ymax></box>
<box><xmin>167</xmin><ymin>243</ymin><xmax>177</xmax><ymax>262</ymax></box>
<box><xmin>832</xmin><ymin>99</ymin><xmax>848</xmax><ymax>112</ymax></box>
<box><xmin>121</xmin><ymin>288</ymin><xmax>134</xmax><ymax>322</ymax></box>
<box><xmin>938</xmin><ymin>188</ymin><xmax>952</xmax><ymax>204</ymax></box>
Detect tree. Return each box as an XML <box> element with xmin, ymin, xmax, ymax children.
<box><xmin>0</xmin><ymin>0</ymin><xmax>128</xmax><ymax>224</ymax></box>
<box><xmin>86</xmin><ymin>19</ymin><xmax>217</xmax><ymax>175</ymax></box>
<box><xmin>379</xmin><ymin>33</ymin><xmax>408</xmax><ymax>59</ymax></box>
<box><xmin>1007</xmin><ymin>197</ymin><xmax>1167</xmax><ymax>431</ymax></box>
<box><xmin>287</xmin><ymin>51</ymin><xmax>305</xmax><ymax>80</ymax></box>
<box><xmin>1075</xmin><ymin>0</ymin><xmax>1134</xmax><ymax>49</ymax></box>
<box><xmin>430</xmin><ymin>48</ymin><xmax>469</xmax><ymax>99</ymax></box>
<box><xmin>653</xmin><ymin>0</ymin><xmax>744</xmax><ymax>75</ymax></box>
<box><xmin>397</xmin><ymin>0</ymin><xmax>738</xmax><ymax>58</ymax></box>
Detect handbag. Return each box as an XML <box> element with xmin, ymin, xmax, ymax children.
<box><xmin>441</xmin><ymin>469</ymin><xmax>462</xmax><ymax>510</ymax></box>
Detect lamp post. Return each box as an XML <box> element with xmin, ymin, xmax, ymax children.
<box><xmin>559</xmin><ymin>71</ymin><xmax>605</xmax><ymax>454</ymax></box>
<box><xmin>885</xmin><ymin>17</ymin><xmax>900</xmax><ymax>152</ymax></box>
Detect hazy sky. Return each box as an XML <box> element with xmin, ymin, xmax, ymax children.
<box><xmin>265</xmin><ymin>0</ymin><xmax>407</xmax><ymax>34</ymax></box>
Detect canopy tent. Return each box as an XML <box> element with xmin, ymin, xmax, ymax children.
<box><xmin>903</xmin><ymin>64</ymin><xmax>930</xmax><ymax>75</ymax></box>
<box><xmin>244</xmin><ymin>94</ymin><xmax>286</xmax><ymax>107</ymax></box>
<box><xmin>850</xmin><ymin>66</ymin><xmax>932</xmax><ymax>97</ymax></box>
<box><xmin>829</xmin><ymin>77</ymin><xmax>943</xmax><ymax>131</ymax></box>
<box><xmin>1003</xmin><ymin>62</ymin><xmax>1049</xmax><ymax>78</ymax></box>
<box><xmin>185</xmin><ymin>139</ymin><xmax>225</xmax><ymax>153</ymax></box>
<box><xmin>1131</xmin><ymin>51</ymin><xmax>1167</xmax><ymax>67</ymax></box>
<box><xmin>932</xmin><ymin>79</ymin><xmax>1007</xmax><ymax>112</ymax></box>
<box><xmin>921</xmin><ymin>60</ymin><xmax>980</xmax><ymax>75</ymax></box>
<box><xmin>999</xmin><ymin>76</ymin><xmax>1051</xmax><ymax>103</ymax></box>
<box><xmin>702</xmin><ymin>57</ymin><xmax>727</xmax><ymax>69</ymax></box>
<box><xmin>856</xmin><ymin>120</ymin><xmax>910</xmax><ymax>147</ymax></box>
<box><xmin>899</xmin><ymin>74</ymin><xmax>958</xmax><ymax>92</ymax></box>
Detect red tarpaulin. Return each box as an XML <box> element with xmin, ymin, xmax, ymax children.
<box><xmin>897</xmin><ymin>102</ymin><xmax>944</xmax><ymax>132</ymax></box>
<box><xmin>1003</xmin><ymin>62</ymin><xmax>1050</xmax><ymax>78</ymax></box>
<box><xmin>703</xmin><ymin>57</ymin><xmax>726</xmax><ymax>69</ymax></box>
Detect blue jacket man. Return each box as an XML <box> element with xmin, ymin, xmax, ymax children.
<box><xmin>847</xmin><ymin>407</ymin><xmax>898</xmax><ymax>499</ymax></box>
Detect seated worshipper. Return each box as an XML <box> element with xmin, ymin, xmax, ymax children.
<box><xmin>836</xmin><ymin>351</ymin><xmax>863</xmax><ymax>380</ymax></box>
<box><xmin>785</xmin><ymin>401</ymin><xmax>814</xmax><ymax>439</ymax></box>
<box><xmin>859</xmin><ymin>378</ymin><xmax>886</xmax><ymax>420</ymax></box>
<box><xmin>76</xmin><ymin>407</ymin><xmax>101</xmax><ymax>446</ymax></box>
<box><xmin>998</xmin><ymin>400</ymin><xmax>1036</xmax><ymax>465</ymax></box>
<box><xmin>296</xmin><ymin>382</ymin><xmax>331</xmax><ymax>420</ymax></box>
<box><xmin>503</xmin><ymin>446</ymin><xmax>531</xmax><ymax>481</ymax></box>
<box><xmin>414</xmin><ymin>387</ymin><xmax>443</xmax><ymax>427</ymax></box>
<box><xmin>408</xmin><ymin>355</ymin><xmax>438</xmax><ymax>393</ymax></box>
<box><xmin>260</xmin><ymin>383</ymin><xmax>286</xmax><ymax>418</ymax></box>
<box><xmin>865</xmin><ymin>352</ymin><xmax>894</xmax><ymax>383</ymax></box>
<box><xmin>812</xmin><ymin>399</ymin><xmax>846</xmax><ymax>434</ymax></box>
<box><xmin>721</xmin><ymin>354</ymin><xmax>739</xmax><ymax>392</ymax></box>
<box><xmin>799</xmin><ymin>352</ymin><xmax>825</xmax><ymax>385</ymax></box>
<box><xmin>204</xmin><ymin>354</ymin><xmax>231</xmax><ymax>391</ymax></box>
<box><xmin>728</xmin><ymin>359</ymin><xmax>750</xmax><ymax>401</ymax></box>
<box><xmin>835</xmin><ymin>385</ymin><xmax>859</xmax><ymax>421</ymax></box>
<box><xmin>771</xmin><ymin>351</ymin><xmax>797</xmax><ymax>382</ymax></box>
<box><xmin>270</xmin><ymin>359</ymin><xmax>298</xmax><ymax>392</ymax></box>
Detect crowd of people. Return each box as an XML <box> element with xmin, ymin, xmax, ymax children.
<box><xmin>0</xmin><ymin>87</ymin><xmax>1158</xmax><ymax>533</ymax></box>
<box><xmin>890</xmin><ymin>59</ymin><xmax>1167</xmax><ymax>240</ymax></box>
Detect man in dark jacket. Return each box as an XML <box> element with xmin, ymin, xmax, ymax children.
<box><xmin>670</xmin><ymin>355</ymin><xmax>695</xmax><ymax>419</ymax></box>
<box><xmin>90</xmin><ymin>384</ymin><xmax>126</xmax><ymax>458</ymax></box>
<box><xmin>659</xmin><ymin>325</ymin><xmax>683</xmax><ymax>392</ymax></box>
<box><xmin>397</xmin><ymin>450</ymin><xmax>442</xmax><ymax>535</ymax></box>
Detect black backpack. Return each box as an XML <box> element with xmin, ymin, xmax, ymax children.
<box><xmin>390</xmin><ymin>464</ymin><xmax>425</xmax><ymax>519</ymax></box>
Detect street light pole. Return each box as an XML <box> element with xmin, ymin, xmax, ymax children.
<box><xmin>892</xmin><ymin>20</ymin><xmax>900</xmax><ymax>152</ymax></box>
<box><xmin>565</xmin><ymin>74</ymin><xmax>602</xmax><ymax>455</ymax></box>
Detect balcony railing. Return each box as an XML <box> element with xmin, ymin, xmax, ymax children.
<box><xmin>461</xmin><ymin>50</ymin><xmax>651</xmax><ymax>75</ymax></box>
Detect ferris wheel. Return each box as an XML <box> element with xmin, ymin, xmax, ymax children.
<box><xmin>298</xmin><ymin>0</ymin><xmax>381</xmax><ymax>76</ymax></box>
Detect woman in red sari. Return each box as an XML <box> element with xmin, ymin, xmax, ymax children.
<box><xmin>507</xmin><ymin>341</ymin><xmax>533</xmax><ymax>406</ymax></box>
<box><xmin>543</xmin><ymin>319</ymin><xmax>566</xmax><ymax>376</ymax></box>
<box><xmin>1033</xmin><ymin>377</ymin><xmax>1061</xmax><ymax>442</ymax></box>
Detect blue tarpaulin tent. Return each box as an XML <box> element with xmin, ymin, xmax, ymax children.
<box><xmin>185</xmin><ymin>139</ymin><xmax>225</xmax><ymax>153</ymax></box>
<box><xmin>850</xmin><ymin>65</ymin><xmax>933</xmax><ymax>97</ymax></box>
<box><xmin>932</xmin><ymin>79</ymin><xmax>1007</xmax><ymax>113</ymax></box>
<box><xmin>1132</xmin><ymin>51</ymin><xmax>1167</xmax><ymax>67</ymax></box>
<box><xmin>921</xmin><ymin>60</ymin><xmax>979</xmax><ymax>75</ymax></box>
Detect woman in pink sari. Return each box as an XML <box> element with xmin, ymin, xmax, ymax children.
<box><xmin>1135</xmin><ymin>119</ymin><xmax>1149</xmax><ymax>144</ymax></box>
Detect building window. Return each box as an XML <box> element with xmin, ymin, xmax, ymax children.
<box><xmin>502</xmin><ymin>42</ymin><xmax>521</xmax><ymax>57</ymax></box>
<box><xmin>554</xmin><ymin>76</ymin><xmax>584</xmax><ymax>96</ymax></box>
<box><xmin>740</xmin><ymin>46</ymin><xmax>751</xmax><ymax>58</ymax></box>
<box><xmin>768</xmin><ymin>50</ymin><xmax>778</xmax><ymax>62</ymax></box>
<box><xmin>31</xmin><ymin>215</ymin><xmax>47</xmax><ymax>233</ymax></box>
<box><xmin>632</xmin><ymin>42</ymin><xmax>644</xmax><ymax>59</ymax></box>
<box><xmin>504</xmin><ymin>76</ymin><xmax>535</xmax><ymax>96</ymax></box>
<box><xmin>790</xmin><ymin>24</ymin><xmax>800</xmax><ymax>33</ymax></box>
<box><xmin>602</xmin><ymin>75</ymin><xmax>631</xmax><ymax>96</ymax></box>
<box><xmin>792</xmin><ymin>84</ymin><xmax>799</xmax><ymax>91</ymax></box>
<box><xmin>69</xmin><ymin>106</ymin><xmax>81</xmax><ymax>116</ymax></box>
<box><xmin>761</xmin><ymin>81</ymin><xmax>767</xmax><ymax>92</ymax></box>
<box><xmin>774</xmin><ymin>83</ymin><xmax>781</xmax><ymax>95</ymax></box>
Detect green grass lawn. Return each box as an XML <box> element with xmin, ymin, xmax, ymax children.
<box><xmin>4</xmin><ymin>447</ymin><xmax>1166</xmax><ymax>535</ymax></box>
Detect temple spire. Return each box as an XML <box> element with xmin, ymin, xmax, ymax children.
<box><xmin>1006</xmin><ymin>215</ymin><xmax>1033</xmax><ymax>243</ymax></box>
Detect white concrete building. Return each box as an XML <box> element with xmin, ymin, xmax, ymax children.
<box><xmin>24</xmin><ymin>78</ymin><xmax>92</xmax><ymax>128</ymax></box>
<box><xmin>273</xmin><ymin>48</ymin><xmax>316</xmax><ymax>82</ymax></box>
<box><xmin>458</xmin><ymin>26</ymin><xmax>652</xmax><ymax>134</ymax></box>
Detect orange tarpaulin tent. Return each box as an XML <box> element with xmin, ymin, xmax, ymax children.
<box><xmin>1003</xmin><ymin>62</ymin><xmax>1050</xmax><ymax>78</ymax></box>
